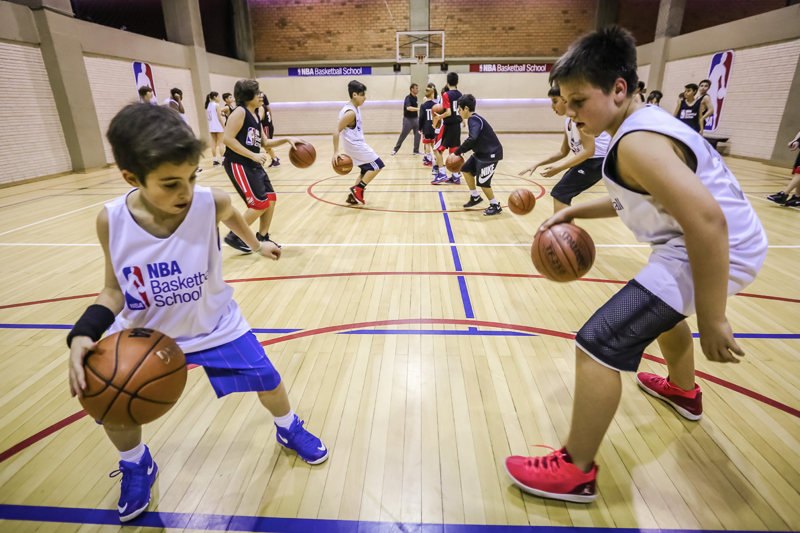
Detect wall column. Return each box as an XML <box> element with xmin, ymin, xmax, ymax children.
<box><xmin>31</xmin><ymin>1</ymin><xmax>107</xmax><ymax>171</ymax></box>
<box><xmin>770</xmin><ymin>53</ymin><xmax>800</xmax><ymax>168</ymax></box>
<box><xmin>646</xmin><ymin>0</ymin><xmax>686</xmax><ymax>91</ymax></box>
<box><xmin>232</xmin><ymin>0</ymin><xmax>256</xmax><ymax>78</ymax></box>
<box><xmin>595</xmin><ymin>0</ymin><xmax>618</xmax><ymax>30</ymax></box>
<box><xmin>408</xmin><ymin>0</ymin><xmax>429</xmax><ymax>91</ymax></box>
<box><xmin>162</xmin><ymin>0</ymin><xmax>210</xmax><ymax>140</ymax></box>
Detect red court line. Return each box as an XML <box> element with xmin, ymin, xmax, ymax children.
<box><xmin>2</xmin><ymin>272</ymin><xmax>798</xmax><ymax>310</ymax></box>
<box><xmin>2</xmin><ymin>318</ymin><xmax>798</xmax><ymax>465</ymax></box>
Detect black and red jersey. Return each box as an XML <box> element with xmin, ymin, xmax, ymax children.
<box><xmin>441</xmin><ymin>89</ymin><xmax>463</xmax><ymax>125</ymax></box>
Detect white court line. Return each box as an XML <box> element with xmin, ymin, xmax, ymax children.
<box><xmin>747</xmin><ymin>194</ymin><xmax>800</xmax><ymax>212</ymax></box>
<box><xmin>1</xmin><ymin>243</ymin><xmax>798</xmax><ymax>248</ymax></box>
<box><xmin>0</xmin><ymin>200</ymin><xmax>107</xmax><ymax>237</ymax></box>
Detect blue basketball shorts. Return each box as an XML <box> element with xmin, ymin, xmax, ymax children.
<box><xmin>358</xmin><ymin>158</ymin><xmax>385</xmax><ymax>175</ymax></box>
<box><xmin>185</xmin><ymin>331</ymin><xmax>282</xmax><ymax>397</ymax></box>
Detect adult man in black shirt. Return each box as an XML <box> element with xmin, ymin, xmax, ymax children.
<box><xmin>391</xmin><ymin>84</ymin><xmax>422</xmax><ymax>156</ymax></box>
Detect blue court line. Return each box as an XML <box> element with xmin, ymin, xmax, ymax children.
<box><xmin>439</xmin><ymin>192</ymin><xmax>476</xmax><ymax>330</ymax></box>
<box><xmin>340</xmin><ymin>329</ymin><xmax>535</xmax><ymax>337</ymax></box>
<box><xmin>0</xmin><ymin>504</ymin><xmax>778</xmax><ymax>533</ymax></box>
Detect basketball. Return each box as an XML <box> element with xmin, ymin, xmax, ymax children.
<box><xmin>508</xmin><ymin>189</ymin><xmax>536</xmax><ymax>215</ymax></box>
<box><xmin>445</xmin><ymin>154</ymin><xmax>464</xmax><ymax>173</ymax></box>
<box><xmin>289</xmin><ymin>142</ymin><xmax>316</xmax><ymax>168</ymax></box>
<box><xmin>531</xmin><ymin>224</ymin><xmax>596</xmax><ymax>282</ymax></box>
<box><xmin>333</xmin><ymin>154</ymin><xmax>353</xmax><ymax>175</ymax></box>
<box><xmin>79</xmin><ymin>328</ymin><xmax>187</xmax><ymax>426</ymax></box>
<box><xmin>432</xmin><ymin>104</ymin><xmax>443</xmax><ymax>115</ymax></box>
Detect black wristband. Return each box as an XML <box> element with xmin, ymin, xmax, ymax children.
<box><xmin>67</xmin><ymin>304</ymin><xmax>116</xmax><ymax>348</ymax></box>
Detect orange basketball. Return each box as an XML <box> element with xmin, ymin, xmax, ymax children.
<box><xmin>508</xmin><ymin>189</ymin><xmax>536</xmax><ymax>215</ymax></box>
<box><xmin>333</xmin><ymin>154</ymin><xmax>353</xmax><ymax>175</ymax></box>
<box><xmin>79</xmin><ymin>328</ymin><xmax>187</xmax><ymax>426</ymax></box>
<box><xmin>445</xmin><ymin>154</ymin><xmax>464</xmax><ymax>173</ymax></box>
<box><xmin>289</xmin><ymin>142</ymin><xmax>316</xmax><ymax>168</ymax></box>
<box><xmin>432</xmin><ymin>104</ymin><xmax>444</xmax><ymax>115</ymax></box>
<box><xmin>531</xmin><ymin>224</ymin><xmax>596</xmax><ymax>282</ymax></box>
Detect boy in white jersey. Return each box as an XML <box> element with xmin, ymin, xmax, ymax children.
<box><xmin>520</xmin><ymin>84</ymin><xmax>612</xmax><ymax>212</ymax></box>
<box><xmin>505</xmin><ymin>26</ymin><xmax>767</xmax><ymax>503</ymax></box>
<box><xmin>67</xmin><ymin>104</ymin><xmax>328</xmax><ymax>523</ymax></box>
<box><xmin>333</xmin><ymin>80</ymin><xmax>384</xmax><ymax>205</ymax></box>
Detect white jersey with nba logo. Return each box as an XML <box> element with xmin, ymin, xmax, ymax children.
<box><xmin>566</xmin><ymin>117</ymin><xmax>610</xmax><ymax>158</ymax></box>
<box><xmin>338</xmin><ymin>103</ymin><xmax>379</xmax><ymax>166</ymax></box>
<box><xmin>602</xmin><ymin>104</ymin><xmax>768</xmax><ymax>315</ymax></box>
<box><xmin>105</xmin><ymin>185</ymin><xmax>250</xmax><ymax>352</ymax></box>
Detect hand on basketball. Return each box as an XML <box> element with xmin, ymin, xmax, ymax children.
<box><xmin>540</xmin><ymin>165</ymin><xmax>561</xmax><ymax>178</ymax></box>
<box><xmin>538</xmin><ymin>209</ymin><xmax>574</xmax><ymax>234</ymax></box>
<box><xmin>519</xmin><ymin>163</ymin><xmax>539</xmax><ymax>176</ymax></box>
<box><xmin>789</xmin><ymin>140</ymin><xmax>799</xmax><ymax>151</ymax></box>
<box><xmin>252</xmin><ymin>152</ymin><xmax>269</xmax><ymax>165</ymax></box>
<box><xmin>287</xmin><ymin>138</ymin><xmax>302</xmax><ymax>150</ymax></box>
<box><xmin>259</xmin><ymin>241</ymin><xmax>281</xmax><ymax>260</ymax></box>
<box><xmin>332</xmin><ymin>154</ymin><xmax>343</xmax><ymax>166</ymax></box>
<box><xmin>68</xmin><ymin>336</ymin><xmax>95</xmax><ymax>398</ymax></box>
<box><xmin>698</xmin><ymin>319</ymin><xmax>744</xmax><ymax>364</ymax></box>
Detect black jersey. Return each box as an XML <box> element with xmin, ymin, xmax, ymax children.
<box><xmin>224</xmin><ymin>107</ymin><xmax>262</xmax><ymax>166</ymax></box>
<box><xmin>455</xmin><ymin>113</ymin><xmax>503</xmax><ymax>161</ymax></box>
<box><xmin>677</xmin><ymin>98</ymin><xmax>702</xmax><ymax>132</ymax></box>
<box><xmin>419</xmin><ymin>100</ymin><xmax>436</xmax><ymax>138</ymax></box>
<box><xmin>441</xmin><ymin>89</ymin><xmax>463</xmax><ymax>125</ymax></box>
<box><xmin>260</xmin><ymin>96</ymin><xmax>272</xmax><ymax>126</ymax></box>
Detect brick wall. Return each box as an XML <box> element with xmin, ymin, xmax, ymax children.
<box><xmin>661</xmin><ymin>39</ymin><xmax>800</xmax><ymax>160</ymax></box>
<box><xmin>84</xmin><ymin>56</ymin><xmax>199</xmax><ymax>164</ymax></box>
<box><xmin>0</xmin><ymin>42</ymin><xmax>72</xmax><ymax>184</ymax></box>
<box><xmin>250</xmin><ymin>0</ymin><xmax>409</xmax><ymax>62</ymax></box>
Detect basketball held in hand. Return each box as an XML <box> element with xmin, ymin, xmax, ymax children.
<box><xmin>432</xmin><ymin>104</ymin><xmax>443</xmax><ymax>115</ymax></box>
<box><xmin>445</xmin><ymin>154</ymin><xmax>464</xmax><ymax>173</ymax></box>
<box><xmin>79</xmin><ymin>328</ymin><xmax>187</xmax><ymax>426</ymax></box>
<box><xmin>531</xmin><ymin>224</ymin><xmax>596</xmax><ymax>282</ymax></box>
<box><xmin>289</xmin><ymin>142</ymin><xmax>316</xmax><ymax>168</ymax></box>
<box><xmin>333</xmin><ymin>154</ymin><xmax>353</xmax><ymax>175</ymax></box>
<box><xmin>508</xmin><ymin>189</ymin><xmax>536</xmax><ymax>215</ymax></box>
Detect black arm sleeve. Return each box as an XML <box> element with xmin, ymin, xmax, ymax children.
<box><xmin>455</xmin><ymin>117</ymin><xmax>481</xmax><ymax>156</ymax></box>
<box><xmin>67</xmin><ymin>304</ymin><xmax>116</xmax><ymax>347</ymax></box>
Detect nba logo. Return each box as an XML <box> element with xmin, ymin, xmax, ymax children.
<box><xmin>705</xmin><ymin>50</ymin><xmax>734</xmax><ymax>132</ymax></box>
<box><xmin>132</xmin><ymin>62</ymin><xmax>157</xmax><ymax>103</ymax></box>
<box><xmin>246</xmin><ymin>128</ymin><xmax>255</xmax><ymax>146</ymax></box>
<box><xmin>122</xmin><ymin>266</ymin><xmax>150</xmax><ymax>310</ymax></box>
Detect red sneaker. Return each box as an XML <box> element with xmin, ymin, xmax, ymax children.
<box><xmin>637</xmin><ymin>373</ymin><xmax>702</xmax><ymax>420</ymax></box>
<box><xmin>505</xmin><ymin>447</ymin><xmax>597</xmax><ymax>503</ymax></box>
<box><xmin>350</xmin><ymin>185</ymin><xmax>365</xmax><ymax>205</ymax></box>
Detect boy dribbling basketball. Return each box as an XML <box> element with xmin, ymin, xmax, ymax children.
<box><xmin>67</xmin><ymin>103</ymin><xmax>328</xmax><ymax>523</ymax></box>
<box><xmin>505</xmin><ymin>26</ymin><xmax>767</xmax><ymax>503</ymax></box>
<box><xmin>454</xmin><ymin>94</ymin><xmax>504</xmax><ymax>216</ymax></box>
<box><xmin>333</xmin><ymin>80</ymin><xmax>384</xmax><ymax>205</ymax></box>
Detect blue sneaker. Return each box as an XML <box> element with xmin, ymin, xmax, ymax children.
<box><xmin>110</xmin><ymin>446</ymin><xmax>158</xmax><ymax>522</ymax></box>
<box><xmin>431</xmin><ymin>164</ymin><xmax>439</xmax><ymax>175</ymax></box>
<box><xmin>447</xmin><ymin>173</ymin><xmax>461</xmax><ymax>184</ymax></box>
<box><xmin>431</xmin><ymin>173</ymin><xmax>449</xmax><ymax>185</ymax></box>
<box><xmin>275</xmin><ymin>415</ymin><xmax>329</xmax><ymax>465</ymax></box>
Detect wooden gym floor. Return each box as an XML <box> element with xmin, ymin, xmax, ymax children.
<box><xmin>0</xmin><ymin>134</ymin><xmax>799</xmax><ymax>532</ymax></box>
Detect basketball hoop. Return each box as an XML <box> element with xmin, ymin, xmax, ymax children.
<box><xmin>415</xmin><ymin>55</ymin><xmax>426</xmax><ymax>64</ymax></box>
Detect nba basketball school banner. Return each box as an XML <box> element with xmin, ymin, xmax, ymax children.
<box><xmin>132</xmin><ymin>62</ymin><xmax>157</xmax><ymax>102</ymax></box>
<box><xmin>704</xmin><ymin>50</ymin><xmax>734</xmax><ymax>132</ymax></box>
<box><xmin>469</xmin><ymin>63</ymin><xmax>553</xmax><ymax>73</ymax></box>
<box><xmin>289</xmin><ymin>67</ymin><xmax>372</xmax><ymax>76</ymax></box>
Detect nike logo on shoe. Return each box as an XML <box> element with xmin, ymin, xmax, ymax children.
<box><xmin>318</xmin><ymin>444</ymin><xmax>327</xmax><ymax>452</ymax></box>
<box><xmin>118</xmin><ymin>504</ymin><xmax>127</xmax><ymax>514</ymax></box>
<box><xmin>278</xmin><ymin>434</ymin><xmax>289</xmax><ymax>444</ymax></box>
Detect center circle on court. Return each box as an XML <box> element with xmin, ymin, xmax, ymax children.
<box><xmin>306</xmin><ymin>169</ymin><xmax>546</xmax><ymax>213</ymax></box>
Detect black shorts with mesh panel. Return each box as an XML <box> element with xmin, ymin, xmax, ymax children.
<box><xmin>575</xmin><ymin>279</ymin><xmax>686</xmax><ymax>372</ymax></box>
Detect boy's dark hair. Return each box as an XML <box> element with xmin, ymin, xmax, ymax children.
<box><xmin>646</xmin><ymin>90</ymin><xmax>663</xmax><ymax>103</ymax></box>
<box><xmin>699</xmin><ymin>79</ymin><xmax>711</xmax><ymax>86</ymax></box>
<box><xmin>170</xmin><ymin>88</ymin><xmax>182</xmax><ymax>98</ymax></box>
<box><xmin>458</xmin><ymin>94</ymin><xmax>476</xmax><ymax>112</ymax></box>
<box><xmin>234</xmin><ymin>79</ymin><xmax>260</xmax><ymax>106</ymax></box>
<box><xmin>684</xmin><ymin>83</ymin><xmax>698</xmax><ymax>92</ymax></box>
<box><xmin>348</xmin><ymin>80</ymin><xmax>367</xmax><ymax>98</ymax></box>
<box><xmin>107</xmin><ymin>103</ymin><xmax>205</xmax><ymax>184</ymax></box>
<box><xmin>446</xmin><ymin>72</ymin><xmax>458</xmax><ymax>86</ymax></box>
<box><xmin>222</xmin><ymin>92</ymin><xmax>232</xmax><ymax>101</ymax></box>
<box><xmin>548</xmin><ymin>85</ymin><xmax>561</xmax><ymax>97</ymax></box>
<box><xmin>410</xmin><ymin>83</ymin><xmax>418</xmax><ymax>90</ymax></box>
<box><xmin>138</xmin><ymin>86</ymin><xmax>152</xmax><ymax>98</ymax></box>
<box><xmin>549</xmin><ymin>25</ymin><xmax>638</xmax><ymax>95</ymax></box>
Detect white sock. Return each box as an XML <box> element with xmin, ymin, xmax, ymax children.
<box><xmin>119</xmin><ymin>441</ymin><xmax>146</xmax><ymax>464</ymax></box>
<box><xmin>274</xmin><ymin>410</ymin><xmax>296</xmax><ymax>429</ymax></box>
<box><xmin>453</xmin><ymin>172</ymin><xmax>461</xmax><ymax>178</ymax></box>
<box><xmin>490</xmin><ymin>198</ymin><xmax>499</xmax><ymax>205</ymax></box>
<box><xmin>439</xmin><ymin>169</ymin><xmax>446</xmax><ymax>175</ymax></box>
<box><xmin>471</xmin><ymin>190</ymin><xmax>480</xmax><ymax>197</ymax></box>
<box><xmin>213</xmin><ymin>157</ymin><xmax>218</xmax><ymax>162</ymax></box>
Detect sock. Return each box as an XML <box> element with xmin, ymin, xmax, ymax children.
<box><xmin>358</xmin><ymin>180</ymin><xmax>367</xmax><ymax>188</ymax></box>
<box><xmin>274</xmin><ymin>410</ymin><xmax>296</xmax><ymax>429</ymax></box>
<box><xmin>471</xmin><ymin>190</ymin><xmax>480</xmax><ymax>197</ymax></box>
<box><xmin>213</xmin><ymin>157</ymin><xmax>218</xmax><ymax>162</ymax></box>
<box><xmin>273</xmin><ymin>158</ymin><xmax>278</xmax><ymax>162</ymax></box>
<box><xmin>119</xmin><ymin>441</ymin><xmax>146</xmax><ymax>464</ymax></box>
<box><xmin>452</xmin><ymin>172</ymin><xmax>461</xmax><ymax>178</ymax></box>
<box><xmin>439</xmin><ymin>168</ymin><xmax>446</xmax><ymax>176</ymax></box>
<box><xmin>490</xmin><ymin>198</ymin><xmax>499</xmax><ymax>205</ymax></box>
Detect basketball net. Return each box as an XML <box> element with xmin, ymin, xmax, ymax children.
<box><xmin>416</xmin><ymin>55</ymin><xmax>425</xmax><ymax>64</ymax></box>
